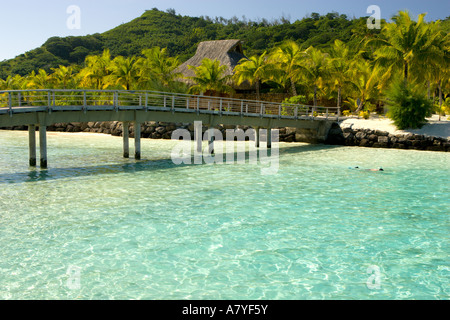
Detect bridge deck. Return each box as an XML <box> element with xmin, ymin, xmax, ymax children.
<box><xmin>0</xmin><ymin>89</ymin><xmax>342</xmax><ymax>168</ymax></box>
<box><xmin>0</xmin><ymin>89</ymin><xmax>340</xmax><ymax>125</ymax></box>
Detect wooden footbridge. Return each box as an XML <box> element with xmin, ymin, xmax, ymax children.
<box><xmin>0</xmin><ymin>89</ymin><xmax>341</xmax><ymax>168</ymax></box>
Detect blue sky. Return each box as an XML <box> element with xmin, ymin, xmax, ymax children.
<box><xmin>0</xmin><ymin>0</ymin><xmax>448</xmax><ymax>61</ymax></box>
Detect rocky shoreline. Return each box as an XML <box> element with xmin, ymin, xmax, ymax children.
<box><xmin>326</xmin><ymin>122</ymin><xmax>449</xmax><ymax>152</ymax></box>
<box><xmin>2</xmin><ymin>120</ymin><xmax>449</xmax><ymax>152</ymax></box>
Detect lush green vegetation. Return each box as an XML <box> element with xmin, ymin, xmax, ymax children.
<box><xmin>0</xmin><ymin>9</ymin><xmax>449</xmax><ymax>129</ymax></box>
<box><xmin>386</xmin><ymin>80</ymin><xmax>434</xmax><ymax>129</ymax></box>
<box><xmin>0</xmin><ymin>8</ymin><xmax>381</xmax><ymax>78</ymax></box>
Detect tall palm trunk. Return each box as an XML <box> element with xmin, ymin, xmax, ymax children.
<box><xmin>356</xmin><ymin>95</ymin><xmax>364</xmax><ymax>113</ymax></box>
<box><xmin>438</xmin><ymin>80</ymin><xmax>442</xmax><ymax>121</ymax></box>
<box><xmin>313</xmin><ymin>86</ymin><xmax>317</xmax><ymax>106</ymax></box>
<box><xmin>337</xmin><ymin>86</ymin><xmax>341</xmax><ymax>116</ymax></box>
<box><xmin>290</xmin><ymin>77</ymin><xmax>297</xmax><ymax>96</ymax></box>
<box><xmin>404</xmin><ymin>62</ymin><xmax>408</xmax><ymax>83</ymax></box>
<box><xmin>312</xmin><ymin>85</ymin><xmax>318</xmax><ymax>116</ymax></box>
<box><xmin>256</xmin><ymin>78</ymin><xmax>261</xmax><ymax>101</ymax></box>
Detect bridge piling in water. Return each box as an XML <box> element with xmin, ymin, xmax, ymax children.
<box><xmin>194</xmin><ymin>121</ymin><xmax>202</xmax><ymax>153</ymax></box>
<box><xmin>208</xmin><ymin>128</ymin><xmax>215</xmax><ymax>155</ymax></box>
<box><xmin>39</xmin><ymin>125</ymin><xmax>47</xmax><ymax>168</ymax></box>
<box><xmin>123</xmin><ymin>122</ymin><xmax>130</xmax><ymax>158</ymax></box>
<box><xmin>135</xmin><ymin>121</ymin><xmax>141</xmax><ymax>160</ymax></box>
<box><xmin>28</xmin><ymin>125</ymin><xmax>36</xmax><ymax>166</ymax></box>
<box><xmin>255</xmin><ymin>127</ymin><xmax>260</xmax><ymax>148</ymax></box>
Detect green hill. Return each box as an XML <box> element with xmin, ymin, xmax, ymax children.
<box><xmin>0</xmin><ymin>8</ymin><xmax>416</xmax><ymax>79</ymax></box>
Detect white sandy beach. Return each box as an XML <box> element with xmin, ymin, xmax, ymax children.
<box><xmin>340</xmin><ymin>115</ymin><xmax>450</xmax><ymax>139</ymax></box>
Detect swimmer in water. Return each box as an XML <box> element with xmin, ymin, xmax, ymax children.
<box><xmin>351</xmin><ymin>166</ymin><xmax>384</xmax><ymax>171</ymax></box>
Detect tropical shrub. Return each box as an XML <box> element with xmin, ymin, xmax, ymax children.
<box><xmin>359</xmin><ymin>110</ymin><xmax>370</xmax><ymax>119</ymax></box>
<box><xmin>342</xmin><ymin>110</ymin><xmax>351</xmax><ymax>117</ymax></box>
<box><xmin>385</xmin><ymin>80</ymin><xmax>433</xmax><ymax>129</ymax></box>
<box><xmin>283</xmin><ymin>95</ymin><xmax>308</xmax><ymax>105</ymax></box>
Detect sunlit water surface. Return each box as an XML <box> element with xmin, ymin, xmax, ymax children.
<box><xmin>0</xmin><ymin>130</ymin><xmax>448</xmax><ymax>300</ymax></box>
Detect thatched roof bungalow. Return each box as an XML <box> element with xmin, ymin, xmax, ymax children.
<box><xmin>176</xmin><ymin>39</ymin><xmax>252</xmax><ymax>91</ymax></box>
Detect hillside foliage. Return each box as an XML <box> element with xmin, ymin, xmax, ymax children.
<box><xmin>0</xmin><ymin>8</ymin><xmax>382</xmax><ymax>78</ymax></box>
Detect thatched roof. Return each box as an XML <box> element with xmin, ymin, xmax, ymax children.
<box><xmin>176</xmin><ymin>39</ymin><xmax>251</xmax><ymax>89</ymax></box>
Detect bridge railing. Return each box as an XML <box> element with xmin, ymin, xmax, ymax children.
<box><xmin>0</xmin><ymin>89</ymin><xmax>341</xmax><ymax>120</ymax></box>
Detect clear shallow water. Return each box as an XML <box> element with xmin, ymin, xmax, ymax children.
<box><xmin>0</xmin><ymin>130</ymin><xmax>448</xmax><ymax>300</ymax></box>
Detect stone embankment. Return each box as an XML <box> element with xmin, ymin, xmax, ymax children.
<box><xmin>1</xmin><ymin>121</ymin><xmax>319</xmax><ymax>142</ymax></box>
<box><xmin>326</xmin><ymin>122</ymin><xmax>449</xmax><ymax>152</ymax></box>
<box><xmin>2</xmin><ymin>120</ymin><xmax>449</xmax><ymax>152</ymax></box>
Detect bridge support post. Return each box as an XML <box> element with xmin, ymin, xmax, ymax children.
<box><xmin>267</xmin><ymin>128</ymin><xmax>272</xmax><ymax>149</ymax></box>
<box><xmin>194</xmin><ymin>121</ymin><xmax>202</xmax><ymax>153</ymax></box>
<box><xmin>39</xmin><ymin>125</ymin><xmax>47</xmax><ymax>168</ymax></box>
<box><xmin>135</xmin><ymin>121</ymin><xmax>141</xmax><ymax>160</ymax></box>
<box><xmin>255</xmin><ymin>127</ymin><xmax>260</xmax><ymax>148</ymax></box>
<box><xmin>123</xmin><ymin>122</ymin><xmax>129</xmax><ymax>158</ymax></box>
<box><xmin>208</xmin><ymin>128</ymin><xmax>215</xmax><ymax>155</ymax></box>
<box><xmin>28</xmin><ymin>125</ymin><xmax>37</xmax><ymax>167</ymax></box>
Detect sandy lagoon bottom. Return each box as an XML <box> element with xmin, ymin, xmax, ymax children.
<box><xmin>0</xmin><ymin>130</ymin><xmax>448</xmax><ymax>299</ymax></box>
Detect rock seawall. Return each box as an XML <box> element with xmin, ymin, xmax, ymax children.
<box><xmin>1</xmin><ymin>121</ymin><xmax>321</xmax><ymax>143</ymax></box>
<box><xmin>2</xmin><ymin>121</ymin><xmax>449</xmax><ymax>152</ymax></box>
<box><xmin>326</xmin><ymin>122</ymin><xmax>449</xmax><ymax>152</ymax></box>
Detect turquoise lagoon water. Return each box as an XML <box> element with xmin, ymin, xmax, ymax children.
<box><xmin>0</xmin><ymin>130</ymin><xmax>448</xmax><ymax>300</ymax></box>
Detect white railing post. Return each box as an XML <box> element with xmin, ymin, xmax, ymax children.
<box><xmin>197</xmin><ymin>96</ymin><xmax>200</xmax><ymax>114</ymax></box>
<box><xmin>83</xmin><ymin>91</ymin><xmax>87</xmax><ymax>113</ymax></box>
<box><xmin>326</xmin><ymin>108</ymin><xmax>329</xmax><ymax>119</ymax></box>
<box><xmin>47</xmin><ymin>91</ymin><xmax>51</xmax><ymax>112</ymax></box>
<box><xmin>145</xmin><ymin>92</ymin><xmax>148</xmax><ymax>111</ymax></box>
<box><xmin>295</xmin><ymin>106</ymin><xmax>298</xmax><ymax>120</ymax></box>
<box><xmin>18</xmin><ymin>92</ymin><xmax>21</xmax><ymax>107</ymax></box>
<box><xmin>240</xmin><ymin>101</ymin><xmax>243</xmax><ymax>116</ymax></box>
<box><xmin>114</xmin><ymin>91</ymin><xmax>118</xmax><ymax>110</ymax></box>
<box><xmin>186</xmin><ymin>97</ymin><xmax>189</xmax><ymax>110</ymax></box>
<box><xmin>8</xmin><ymin>92</ymin><xmax>12</xmax><ymax>116</ymax></box>
<box><xmin>171</xmin><ymin>95</ymin><xmax>175</xmax><ymax>113</ymax></box>
<box><xmin>219</xmin><ymin>99</ymin><xmax>222</xmax><ymax>115</ymax></box>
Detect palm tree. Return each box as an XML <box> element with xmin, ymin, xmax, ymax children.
<box><xmin>27</xmin><ymin>69</ymin><xmax>51</xmax><ymax>89</ymax></box>
<box><xmin>369</xmin><ymin>11</ymin><xmax>444</xmax><ymax>84</ymax></box>
<box><xmin>233</xmin><ymin>51</ymin><xmax>275</xmax><ymax>100</ymax></box>
<box><xmin>50</xmin><ymin>65</ymin><xmax>78</xmax><ymax>89</ymax></box>
<box><xmin>328</xmin><ymin>40</ymin><xmax>352</xmax><ymax>115</ymax></box>
<box><xmin>0</xmin><ymin>78</ymin><xmax>6</xmax><ymax>90</ymax></box>
<box><xmin>0</xmin><ymin>75</ymin><xmax>26</xmax><ymax>90</ymax></box>
<box><xmin>79</xmin><ymin>49</ymin><xmax>112</xmax><ymax>89</ymax></box>
<box><xmin>300</xmin><ymin>46</ymin><xmax>329</xmax><ymax>107</ymax></box>
<box><xmin>270</xmin><ymin>40</ymin><xmax>303</xmax><ymax>96</ymax></box>
<box><xmin>106</xmin><ymin>56</ymin><xmax>139</xmax><ymax>91</ymax></box>
<box><xmin>347</xmin><ymin>58</ymin><xmax>382</xmax><ymax>113</ymax></box>
<box><xmin>188</xmin><ymin>58</ymin><xmax>233</xmax><ymax>96</ymax></box>
<box><xmin>422</xmin><ymin>21</ymin><xmax>450</xmax><ymax>119</ymax></box>
<box><xmin>137</xmin><ymin>47</ymin><xmax>181</xmax><ymax>90</ymax></box>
